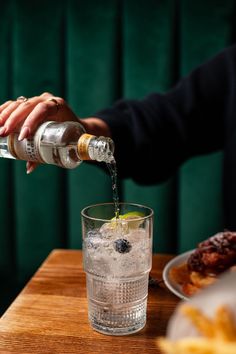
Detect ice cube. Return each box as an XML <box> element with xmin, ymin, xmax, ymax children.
<box><xmin>86</xmin><ymin>237</ymin><xmax>100</xmax><ymax>250</ymax></box>
<box><xmin>100</xmin><ymin>219</ymin><xmax>129</xmax><ymax>239</ymax></box>
<box><xmin>87</xmin><ymin>229</ymin><xmax>101</xmax><ymax>238</ymax></box>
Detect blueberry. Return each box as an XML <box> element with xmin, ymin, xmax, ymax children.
<box><xmin>114</xmin><ymin>239</ymin><xmax>132</xmax><ymax>253</ymax></box>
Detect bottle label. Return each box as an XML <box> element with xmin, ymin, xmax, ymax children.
<box><xmin>9</xmin><ymin>135</ymin><xmax>42</xmax><ymax>162</ymax></box>
<box><xmin>78</xmin><ymin>134</ymin><xmax>94</xmax><ymax>160</ymax></box>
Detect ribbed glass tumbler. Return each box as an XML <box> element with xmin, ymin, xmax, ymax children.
<box><xmin>81</xmin><ymin>202</ymin><xmax>153</xmax><ymax>335</ymax></box>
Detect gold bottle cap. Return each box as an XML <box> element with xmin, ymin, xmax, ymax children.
<box><xmin>77</xmin><ymin>133</ymin><xmax>95</xmax><ymax>160</ymax></box>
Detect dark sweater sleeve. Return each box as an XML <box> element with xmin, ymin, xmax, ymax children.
<box><xmin>95</xmin><ymin>44</ymin><xmax>236</xmax><ymax>184</ymax></box>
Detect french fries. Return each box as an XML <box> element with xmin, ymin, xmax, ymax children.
<box><xmin>158</xmin><ymin>337</ymin><xmax>236</xmax><ymax>354</ymax></box>
<box><xmin>181</xmin><ymin>305</ymin><xmax>215</xmax><ymax>338</ymax></box>
<box><xmin>158</xmin><ymin>305</ymin><xmax>236</xmax><ymax>354</ymax></box>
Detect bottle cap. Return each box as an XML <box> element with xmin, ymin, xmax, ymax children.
<box><xmin>77</xmin><ymin>133</ymin><xmax>95</xmax><ymax>160</ymax></box>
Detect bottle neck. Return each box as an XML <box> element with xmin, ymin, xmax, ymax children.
<box><xmin>77</xmin><ymin>133</ymin><xmax>115</xmax><ymax>163</ymax></box>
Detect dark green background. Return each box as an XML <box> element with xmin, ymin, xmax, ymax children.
<box><xmin>0</xmin><ymin>0</ymin><xmax>234</xmax><ymax>313</ymax></box>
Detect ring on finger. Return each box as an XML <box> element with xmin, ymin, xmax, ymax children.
<box><xmin>47</xmin><ymin>98</ymin><xmax>61</xmax><ymax>113</ymax></box>
<box><xmin>17</xmin><ymin>96</ymin><xmax>28</xmax><ymax>102</ymax></box>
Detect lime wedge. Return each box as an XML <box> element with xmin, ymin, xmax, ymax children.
<box><xmin>119</xmin><ymin>211</ymin><xmax>145</xmax><ymax>220</ymax></box>
<box><xmin>111</xmin><ymin>211</ymin><xmax>145</xmax><ymax>229</ymax></box>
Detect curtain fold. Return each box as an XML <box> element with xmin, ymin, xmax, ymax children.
<box><xmin>122</xmin><ymin>0</ymin><xmax>179</xmax><ymax>252</ymax></box>
<box><xmin>178</xmin><ymin>0</ymin><xmax>235</xmax><ymax>251</ymax></box>
<box><xmin>12</xmin><ymin>0</ymin><xmax>69</xmax><ymax>283</ymax></box>
<box><xmin>0</xmin><ymin>0</ymin><xmax>234</xmax><ymax>312</ymax></box>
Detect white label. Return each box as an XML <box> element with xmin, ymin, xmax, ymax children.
<box><xmin>13</xmin><ymin>136</ymin><xmax>42</xmax><ymax>162</ymax></box>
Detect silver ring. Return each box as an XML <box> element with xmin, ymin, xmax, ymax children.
<box><xmin>47</xmin><ymin>98</ymin><xmax>61</xmax><ymax>113</ymax></box>
<box><xmin>17</xmin><ymin>96</ymin><xmax>28</xmax><ymax>102</ymax></box>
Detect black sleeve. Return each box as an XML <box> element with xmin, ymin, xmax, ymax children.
<box><xmin>95</xmin><ymin>44</ymin><xmax>236</xmax><ymax>184</ymax></box>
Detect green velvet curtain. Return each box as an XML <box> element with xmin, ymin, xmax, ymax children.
<box><xmin>0</xmin><ymin>0</ymin><xmax>235</xmax><ymax>312</ymax></box>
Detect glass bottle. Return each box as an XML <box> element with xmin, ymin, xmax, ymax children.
<box><xmin>0</xmin><ymin>121</ymin><xmax>115</xmax><ymax>169</ymax></box>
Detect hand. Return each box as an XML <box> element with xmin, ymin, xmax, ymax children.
<box><xmin>0</xmin><ymin>92</ymin><xmax>111</xmax><ymax>173</ymax></box>
<box><xmin>0</xmin><ymin>92</ymin><xmax>78</xmax><ymax>138</ymax></box>
<box><xmin>0</xmin><ymin>92</ymin><xmax>79</xmax><ymax>173</ymax></box>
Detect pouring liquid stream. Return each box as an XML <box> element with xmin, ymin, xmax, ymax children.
<box><xmin>106</xmin><ymin>159</ymin><xmax>120</xmax><ymax>219</ymax></box>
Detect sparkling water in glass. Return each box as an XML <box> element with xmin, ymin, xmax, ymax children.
<box><xmin>81</xmin><ymin>202</ymin><xmax>153</xmax><ymax>335</ymax></box>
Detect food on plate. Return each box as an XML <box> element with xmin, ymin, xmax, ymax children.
<box><xmin>188</xmin><ymin>231</ymin><xmax>236</xmax><ymax>274</ymax></box>
<box><xmin>158</xmin><ymin>304</ymin><xmax>236</xmax><ymax>354</ymax></box>
<box><xmin>169</xmin><ymin>230</ymin><xmax>236</xmax><ymax>296</ymax></box>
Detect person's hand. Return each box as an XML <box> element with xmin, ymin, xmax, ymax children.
<box><xmin>0</xmin><ymin>92</ymin><xmax>79</xmax><ymax>137</ymax></box>
<box><xmin>0</xmin><ymin>92</ymin><xmax>111</xmax><ymax>173</ymax></box>
<box><xmin>0</xmin><ymin>92</ymin><xmax>79</xmax><ymax>173</ymax></box>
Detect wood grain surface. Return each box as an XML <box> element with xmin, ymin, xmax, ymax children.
<box><xmin>0</xmin><ymin>250</ymin><xmax>179</xmax><ymax>353</ymax></box>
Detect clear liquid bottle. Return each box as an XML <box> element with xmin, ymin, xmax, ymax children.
<box><xmin>0</xmin><ymin>121</ymin><xmax>115</xmax><ymax>169</ymax></box>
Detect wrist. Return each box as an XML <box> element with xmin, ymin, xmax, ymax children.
<box><xmin>79</xmin><ymin>117</ymin><xmax>112</xmax><ymax>137</ymax></box>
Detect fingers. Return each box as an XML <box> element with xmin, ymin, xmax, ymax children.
<box><xmin>17</xmin><ymin>101</ymin><xmax>58</xmax><ymax>140</ymax></box>
<box><xmin>0</xmin><ymin>100</ymin><xmax>23</xmax><ymax>125</ymax></box>
<box><xmin>3</xmin><ymin>99</ymin><xmax>38</xmax><ymax>135</ymax></box>
<box><xmin>0</xmin><ymin>93</ymin><xmax>64</xmax><ymax>139</ymax></box>
<box><xmin>0</xmin><ymin>101</ymin><xmax>13</xmax><ymax>115</ymax></box>
<box><xmin>0</xmin><ymin>100</ymin><xmax>16</xmax><ymax>115</ymax></box>
<box><xmin>26</xmin><ymin>161</ymin><xmax>39</xmax><ymax>174</ymax></box>
<box><xmin>0</xmin><ymin>96</ymin><xmax>38</xmax><ymax>134</ymax></box>
<box><xmin>0</xmin><ymin>93</ymin><xmax>79</xmax><ymax>145</ymax></box>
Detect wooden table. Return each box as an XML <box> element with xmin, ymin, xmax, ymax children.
<box><xmin>0</xmin><ymin>250</ymin><xmax>179</xmax><ymax>353</ymax></box>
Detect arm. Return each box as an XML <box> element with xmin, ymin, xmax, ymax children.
<box><xmin>93</xmin><ymin>44</ymin><xmax>236</xmax><ymax>184</ymax></box>
<box><xmin>0</xmin><ymin>45</ymin><xmax>235</xmax><ymax>179</ymax></box>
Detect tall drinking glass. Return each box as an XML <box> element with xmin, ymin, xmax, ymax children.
<box><xmin>81</xmin><ymin>202</ymin><xmax>154</xmax><ymax>335</ymax></box>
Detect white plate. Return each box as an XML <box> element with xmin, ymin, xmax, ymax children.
<box><xmin>162</xmin><ymin>250</ymin><xmax>194</xmax><ymax>301</ymax></box>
